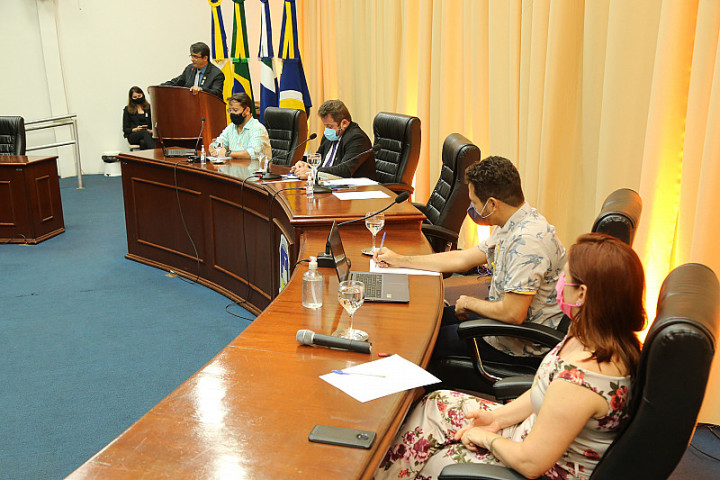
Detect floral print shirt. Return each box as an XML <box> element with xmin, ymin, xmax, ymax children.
<box><xmin>478</xmin><ymin>202</ymin><xmax>566</xmax><ymax>355</ymax></box>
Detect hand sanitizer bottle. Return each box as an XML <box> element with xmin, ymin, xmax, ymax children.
<box><xmin>302</xmin><ymin>256</ymin><xmax>323</xmax><ymax>309</ymax></box>
<box><xmin>200</xmin><ymin>145</ymin><xmax>206</xmax><ymax>165</ymax></box>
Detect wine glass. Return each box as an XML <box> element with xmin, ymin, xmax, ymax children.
<box><xmin>258</xmin><ymin>152</ymin><xmax>268</xmax><ymax>173</ymax></box>
<box><xmin>362</xmin><ymin>212</ymin><xmax>385</xmax><ymax>256</ymax></box>
<box><xmin>334</xmin><ymin>280</ymin><xmax>367</xmax><ymax>341</ymax></box>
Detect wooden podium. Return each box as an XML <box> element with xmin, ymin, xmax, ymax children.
<box><xmin>148</xmin><ymin>85</ymin><xmax>227</xmax><ymax>149</ymax></box>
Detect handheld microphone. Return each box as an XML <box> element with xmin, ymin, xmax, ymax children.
<box><xmin>337</xmin><ymin>191</ymin><xmax>410</xmax><ymax>227</ymax></box>
<box><xmin>312</xmin><ymin>144</ymin><xmax>381</xmax><ymax>194</ymax></box>
<box><xmin>296</xmin><ymin>329</ymin><xmax>371</xmax><ymax>354</ymax></box>
<box><xmin>261</xmin><ymin>132</ymin><xmax>318</xmax><ymax>180</ymax></box>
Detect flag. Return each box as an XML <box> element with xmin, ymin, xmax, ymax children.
<box><xmin>209</xmin><ymin>0</ymin><xmax>233</xmax><ymax>102</ymax></box>
<box><xmin>230</xmin><ymin>0</ymin><xmax>256</xmax><ymax>116</ymax></box>
<box><xmin>258</xmin><ymin>0</ymin><xmax>279</xmax><ymax>124</ymax></box>
<box><xmin>278</xmin><ymin>0</ymin><xmax>312</xmax><ymax>114</ymax></box>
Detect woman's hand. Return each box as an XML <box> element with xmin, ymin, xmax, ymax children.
<box><xmin>460</xmin><ymin>427</ymin><xmax>496</xmax><ymax>452</ymax></box>
<box><xmin>454</xmin><ymin>409</ymin><xmax>501</xmax><ymax>442</ymax></box>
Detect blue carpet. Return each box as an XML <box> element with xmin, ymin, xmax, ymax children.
<box><xmin>0</xmin><ymin>175</ymin><xmax>254</xmax><ymax>479</ymax></box>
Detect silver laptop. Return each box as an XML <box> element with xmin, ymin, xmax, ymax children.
<box><xmin>326</xmin><ymin>221</ymin><xmax>410</xmax><ymax>303</ymax></box>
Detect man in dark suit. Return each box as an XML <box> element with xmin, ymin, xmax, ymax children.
<box><xmin>291</xmin><ymin>100</ymin><xmax>376</xmax><ymax>179</ymax></box>
<box><xmin>162</xmin><ymin>42</ymin><xmax>225</xmax><ymax>99</ymax></box>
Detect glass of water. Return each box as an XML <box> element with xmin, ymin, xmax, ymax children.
<box><xmin>306</xmin><ymin>153</ymin><xmax>321</xmax><ymax>180</ymax></box>
<box><xmin>209</xmin><ymin>137</ymin><xmax>220</xmax><ymax>156</ymax></box>
<box><xmin>362</xmin><ymin>212</ymin><xmax>385</xmax><ymax>256</ymax></box>
<box><xmin>334</xmin><ymin>280</ymin><xmax>367</xmax><ymax>341</ymax></box>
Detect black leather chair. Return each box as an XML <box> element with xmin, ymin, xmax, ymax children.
<box><xmin>413</xmin><ymin>133</ymin><xmax>480</xmax><ymax>253</ymax></box>
<box><xmin>263</xmin><ymin>107</ymin><xmax>307</xmax><ymax>166</ymax></box>
<box><xmin>372</xmin><ymin>112</ymin><xmax>421</xmax><ymax>194</ymax></box>
<box><xmin>439</xmin><ymin>262</ymin><xmax>720</xmax><ymax>480</ymax></box>
<box><xmin>435</xmin><ymin>188</ymin><xmax>643</xmax><ymax>397</ymax></box>
<box><xmin>0</xmin><ymin>116</ymin><xmax>26</xmax><ymax>155</ymax></box>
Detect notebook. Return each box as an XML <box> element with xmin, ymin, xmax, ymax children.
<box><xmin>326</xmin><ymin>221</ymin><xmax>410</xmax><ymax>303</ymax></box>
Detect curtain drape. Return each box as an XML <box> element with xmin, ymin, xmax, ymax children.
<box><xmin>296</xmin><ymin>0</ymin><xmax>720</xmax><ymax>424</ymax></box>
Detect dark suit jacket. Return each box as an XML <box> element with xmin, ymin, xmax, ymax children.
<box><xmin>162</xmin><ymin>62</ymin><xmax>225</xmax><ymax>99</ymax></box>
<box><xmin>317</xmin><ymin>122</ymin><xmax>376</xmax><ymax>179</ymax></box>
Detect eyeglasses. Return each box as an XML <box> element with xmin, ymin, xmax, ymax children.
<box><xmin>189</xmin><ymin>54</ymin><xmax>203</xmax><ymax>59</ymax></box>
<box><xmin>227</xmin><ymin>109</ymin><xmax>244</xmax><ymax>114</ymax></box>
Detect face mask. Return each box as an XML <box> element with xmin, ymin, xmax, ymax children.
<box><xmin>555</xmin><ymin>271</ymin><xmax>582</xmax><ymax>318</ymax></box>
<box><xmin>131</xmin><ymin>97</ymin><xmax>144</xmax><ymax>104</ymax></box>
<box><xmin>324</xmin><ymin>126</ymin><xmax>341</xmax><ymax>142</ymax></box>
<box><xmin>467</xmin><ymin>198</ymin><xmax>495</xmax><ymax>225</ymax></box>
<box><xmin>230</xmin><ymin>113</ymin><xmax>245</xmax><ymax>126</ymax></box>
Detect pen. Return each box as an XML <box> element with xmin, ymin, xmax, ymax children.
<box><xmin>332</xmin><ymin>369</ymin><xmax>386</xmax><ymax>378</ymax></box>
<box><xmin>379</xmin><ymin>231</ymin><xmax>386</xmax><ymax>253</ymax></box>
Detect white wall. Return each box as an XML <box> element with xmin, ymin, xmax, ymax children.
<box><xmin>1</xmin><ymin>0</ymin><xmax>285</xmax><ymax>177</ymax></box>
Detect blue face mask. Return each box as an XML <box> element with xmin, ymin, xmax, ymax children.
<box><xmin>467</xmin><ymin>198</ymin><xmax>495</xmax><ymax>225</ymax></box>
<box><xmin>324</xmin><ymin>126</ymin><xmax>341</xmax><ymax>142</ymax></box>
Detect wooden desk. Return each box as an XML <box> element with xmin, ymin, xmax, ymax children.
<box><xmin>0</xmin><ymin>155</ymin><xmax>65</xmax><ymax>244</ymax></box>
<box><xmin>67</xmin><ymin>150</ymin><xmax>443</xmax><ymax>479</ymax></box>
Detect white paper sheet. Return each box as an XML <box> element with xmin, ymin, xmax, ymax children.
<box><xmin>333</xmin><ymin>191</ymin><xmax>391</xmax><ymax>200</ymax></box>
<box><xmin>322</xmin><ymin>177</ymin><xmax>379</xmax><ymax>187</ymax></box>
<box><xmin>320</xmin><ymin>355</ymin><xmax>440</xmax><ymax>402</ymax></box>
<box><xmin>369</xmin><ymin>259</ymin><xmax>442</xmax><ymax>277</ymax></box>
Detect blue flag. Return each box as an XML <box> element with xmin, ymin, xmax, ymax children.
<box><xmin>258</xmin><ymin>0</ymin><xmax>279</xmax><ymax>124</ymax></box>
<box><xmin>278</xmin><ymin>0</ymin><xmax>311</xmax><ymax>114</ymax></box>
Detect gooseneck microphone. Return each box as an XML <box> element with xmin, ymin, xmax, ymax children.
<box><xmin>194</xmin><ymin>117</ymin><xmax>206</xmax><ymax>157</ymax></box>
<box><xmin>261</xmin><ymin>132</ymin><xmax>318</xmax><ymax>180</ymax></box>
<box><xmin>337</xmin><ymin>191</ymin><xmax>410</xmax><ymax>227</ymax></box>
<box><xmin>296</xmin><ymin>329</ymin><xmax>372</xmax><ymax>354</ymax></box>
<box><xmin>312</xmin><ymin>144</ymin><xmax>382</xmax><ymax>193</ymax></box>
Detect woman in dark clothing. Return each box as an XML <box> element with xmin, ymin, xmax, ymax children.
<box><xmin>122</xmin><ymin>86</ymin><xmax>153</xmax><ymax>149</ymax></box>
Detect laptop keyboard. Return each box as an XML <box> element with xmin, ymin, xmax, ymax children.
<box><xmin>352</xmin><ymin>272</ymin><xmax>382</xmax><ymax>298</ymax></box>
<box><xmin>165</xmin><ymin>148</ymin><xmax>197</xmax><ymax>157</ymax></box>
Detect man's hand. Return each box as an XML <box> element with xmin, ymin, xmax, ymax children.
<box><xmin>190</xmin><ymin>86</ymin><xmax>202</xmax><ymax>95</ymax></box>
<box><xmin>291</xmin><ymin>161</ymin><xmax>311</xmax><ymax>179</ymax></box>
<box><xmin>374</xmin><ymin>247</ymin><xmax>405</xmax><ymax>268</ymax></box>
<box><xmin>454</xmin><ymin>294</ymin><xmax>481</xmax><ymax>320</ymax></box>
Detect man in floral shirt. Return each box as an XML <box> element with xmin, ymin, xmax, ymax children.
<box><xmin>376</xmin><ymin>156</ymin><xmax>566</xmax><ymax>368</ymax></box>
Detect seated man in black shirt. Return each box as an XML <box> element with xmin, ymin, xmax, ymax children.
<box><xmin>162</xmin><ymin>42</ymin><xmax>224</xmax><ymax>99</ymax></box>
<box><xmin>291</xmin><ymin>100</ymin><xmax>376</xmax><ymax>180</ymax></box>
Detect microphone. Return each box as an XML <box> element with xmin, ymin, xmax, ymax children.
<box><xmin>312</xmin><ymin>144</ymin><xmax>381</xmax><ymax>193</ymax></box>
<box><xmin>261</xmin><ymin>132</ymin><xmax>318</xmax><ymax>180</ymax></box>
<box><xmin>296</xmin><ymin>329</ymin><xmax>371</xmax><ymax>354</ymax></box>
<box><xmin>193</xmin><ymin>117</ymin><xmax>205</xmax><ymax>159</ymax></box>
<box><xmin>337</xmin><ymin>191</ymin><xmax>410</xmax><ymax>226</ymax></box>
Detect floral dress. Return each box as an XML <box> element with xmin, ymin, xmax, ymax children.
<box><xmin>375</xmin><ymin>337</ymin><xmax>632</xmax><ymax>480</ymax></box>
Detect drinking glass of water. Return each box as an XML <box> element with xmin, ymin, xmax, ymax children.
<box><xmin>334</xmin><ymin>280</ymin><xmax>367</xmax><ymax>341</ymax></box>
<box><xmin>362</xmin><ymin>212</ymin><xmax>385</xmax><ymax>256</ymax></box>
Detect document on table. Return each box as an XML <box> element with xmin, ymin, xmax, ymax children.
<box><xmin>333</xmin><ymin>191</ymin><xmax>390</xmax><ymax>200</ymax></box>
<box><xmin>369</xmin><ymin>259</ymin><xmax>442</xmax><ymax>277</ymax></box>
<box><xmin>322</xmin><ymin>177</ymin><xmax>379</xmax><ymax>187</ymax></box>
<box><xmin>320</xmin><ymin>354</ymin><xmax>441</xmax><ymax>403</ymax></box>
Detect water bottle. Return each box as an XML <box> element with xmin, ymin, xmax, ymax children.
<box><xmin>200</xmin><ymin>145</ymin><xmax>206</xmax><ymax>165</ymax></box>
<box><xmin>305</xmin><ymin>168</ymin><xmax>315</xmax><ymax>198</ymax></box>
<box><xmin>302</xmin><ymin>256</ymin><xmax>323</xmax><ymax>309</ymax></box>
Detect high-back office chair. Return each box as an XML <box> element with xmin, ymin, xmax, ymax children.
<box><xmin>0</xmin><ymin>116</ymin><xmax>26</xmax><ymax>155</ymax></box>
<box><xmin>438</xmin><ymin>262</ymin><xmax>720</xmax><ymax>480</ymax></box>
<box><xmin>263</xmin><ymin>107</ymin><xmax>308</xmax><ymax>166</ymax></box>
<box><xmin>413</xmin><ymin>133</ymin><xmax>480</xmax><ymax>253</ymax></box>
<box><xmin>372</xmin><ymin>112</ymin><xmax>421</xmax><ymax>194</ymax></box>
<box><xmin>436</xmin><ymin>188</ymin><xmax>643</xmax><ymax>396</ymax></box>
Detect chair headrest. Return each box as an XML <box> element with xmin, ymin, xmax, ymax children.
<box><xmin>591</xmin><ymin>188</ymin><xmax>642</xmax><ymax>245</ymax></box>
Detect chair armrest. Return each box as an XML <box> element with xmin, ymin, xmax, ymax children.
<box><xmin>439</xmin><ymin>463</ymin><xmax>529</xmax><ymax>480</ymax></box>
<box><xmin>493</xmin><ymin>375</ymin><xmax>534</xmax><ymax>401</ymax></box>
<box><xmin>382</xmin><ymin>182</ymin><xmax>415</xmax><ymax>195</ymax></box>
<box><xmin>421</xmin><ymin>224</ymin><xmax>459</xmax><ymax>244</ymax></box>
<box><xmin>457</xmin><ymin>319</ymin><xmax>564</xmax><ymax>348</ymax></box>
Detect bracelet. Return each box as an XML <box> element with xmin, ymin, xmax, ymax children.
<box><xmin>488</xmin><ymin>436</ymin><xmax>501</xmax><ymax>456</ymax></box>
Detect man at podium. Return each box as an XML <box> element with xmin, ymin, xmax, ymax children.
<box><xmin>162</xmin><ymin>42</ymin><xmax>224</xmax><ymax>99</ymax></box>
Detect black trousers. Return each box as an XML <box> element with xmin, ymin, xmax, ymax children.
<box><xmin>127</xmin><ymin>130</ymin><xmax>154</xmax><ymax>150</ymax></box>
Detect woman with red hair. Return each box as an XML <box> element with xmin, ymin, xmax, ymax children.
<box><xmin>376</xmin><ymin>233</ymin><xmax>646</xmax><ymax>480</ymax></box>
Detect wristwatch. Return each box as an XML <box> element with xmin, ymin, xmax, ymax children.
<box><xmin>226</xmin><ymin>149</ymin><xmax>232</xmax><ymax>156</ymax></box>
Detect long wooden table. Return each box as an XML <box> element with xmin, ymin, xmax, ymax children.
<box><xmin>67</xmin><ymin>150</ymin><xmax>444</xmax><ymax>479</ymax></box>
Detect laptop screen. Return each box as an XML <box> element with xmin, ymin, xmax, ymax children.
<box><xmin>327</xmin><ymin>221</ymin><xmax>350</xmax><ymax>282</ymax></box>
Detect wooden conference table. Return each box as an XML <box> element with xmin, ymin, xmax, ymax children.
<box><xmin>68</xmin><ymin>150</ymin><xmax>444</xmax><ymax>479</ymax></box>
